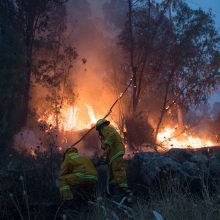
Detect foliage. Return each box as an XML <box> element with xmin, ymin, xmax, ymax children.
<box><xmin>119</xmin><ymin>0</ymin><xmax>220</xmax><ymax>144</ymax></box>
<box><xmin>119</xmin><ymin>0</ymin><xmax>173</xmax><ymax>113</ymax></box>
<box><xmin>170</xmin><ymin>1</ymin><xmax>220</xmax><ymax>107</ymax></box>
<box><xmin>0</xmin><ymin>0</ymin><xmax>70</xmax><ymax>150</ymax></box>
<box><xmin>32</xmin><ymin>5</ymin><xmax>78</xmax><ymax>130</ymax></box>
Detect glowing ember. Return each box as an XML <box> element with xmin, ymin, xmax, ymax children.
<box><xmin>30</xmin><ymin>149</ymin><xmax>36</xmax><ymax>157</ymax></box>
<box><xmin>158</xmin><ymin>127</ymin><xmax>215</xmax><ymax>149</ymax></box>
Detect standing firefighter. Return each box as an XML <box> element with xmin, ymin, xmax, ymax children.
<box><xmin>58</xmin><ymin>147</ymin><xmax>98</xmax><ymax>207</ymax></box>
<box><xmin>96</xmin><ymin>119</ymin><xmax>132</xmax><ymax>203</ymax></box>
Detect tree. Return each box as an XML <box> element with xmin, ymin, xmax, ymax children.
<box><xmin>120</xmin><ymin>0</ymin><xmax>173</xmax><ymax>114</ymax></box>
<box><xmin>32</xmin><ymin>5</ymin><xmax>77</xmax><ymax>130</ymax></box>
<box><xmin>119</xmin><ymin>0</ymin><xmax>173</xmax><ymax>149</ymax></box>
<box><xmin>158</xmin><ymin>1</ymin><xmax>220</xmax><ymax>137</ymax></box>
<box><xmin>0</xmin><ymin>0</ymin><xmax>69</xmax><ymax>150</ymax></box>
<box><xmin>120</xmin><ymin>0</ymin><xmax>220</xmax><ymax>148</ymax></box>
<box><xmin>12</xmin><ymin>0</ymin><xmax>69</xmax><ymax>125</ymax></box>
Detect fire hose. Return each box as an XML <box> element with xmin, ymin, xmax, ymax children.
<box><xmin>70</xmin><ymin>74</ymin><xmax>134</xmax><ymax>148</ymax></box>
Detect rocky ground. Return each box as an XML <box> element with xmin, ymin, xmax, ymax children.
<box><xmin>1</xmin><ymin>146</ymin><xmax>220</xmax><ymax>219</ymax></box>
<box><xmin>127</xmin><ymin>147</ymin><xmax>220</xmax><ymax>196</ymax></box>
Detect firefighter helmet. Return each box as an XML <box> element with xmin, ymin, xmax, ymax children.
<box><xmin>96</xmin><ymin>119</ymin><xmax>110</xmax><ymax>130</ymax></box>
<box><xmin>64</xmin><ymin>147</ymin><xmax>78</xmax><ymax>155</ymax></box>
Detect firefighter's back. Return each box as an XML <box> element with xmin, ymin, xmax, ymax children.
<box><xmin>67</xmin><ymin>150</ymin><xmax>98</xmax><ymax>177</ymax></box>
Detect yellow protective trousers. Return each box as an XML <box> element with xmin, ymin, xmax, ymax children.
<box><xmin>109</xmin><ymin>156</ymin><xmax>128</xmax><ymax>190</ymax></box>
<box><xmin>59</xmin><ymin>173</ymin><xmax>98</xmax><ymax>201</ymax></box>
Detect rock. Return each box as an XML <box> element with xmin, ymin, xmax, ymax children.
<box><xmin>190</xmin><ymin>154</ymin><xmax>208</xmax><ymax>164</ymax></box>
<box><xmin>166</xmin><ymin>148</ymin><xmax>193</xmax><ymax>163</ymax></box>
<box><xmin>208</xmin><ymin>156</ymin><xmax>220</xmax><ymax>177</ymax></box>
<box><xmin>182</xmin><ymin>161</ymin><xmax>199</xmax><ymax>176</ymax></box>
<box><xmin>129</xmin><ymin>152</ymin><xmax>188</xmax><ymax>187</ymax></box>
<box><xmin>127</xmin><ymin>149</ymin><xmax>219</xmax><ymax>194</ymax></box>
<box><xmin>193</xmin><ymin>146</ymin><xmax>220</xmax><ymax>158</ymax></box>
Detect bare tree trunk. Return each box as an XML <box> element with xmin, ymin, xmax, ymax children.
<box><xmin>148</xmin><ymin>0</ymin><xmax>151</xmax><ymax>25</ymax></box>
<box><xmin>23</xmin><ymin>35</ymin><xmax>34</xmax><ymax>125</ymax></box>
<box><xmin>128</xmin><ymin>0</ymin><xmax>137</xmax><ymax>113</ymax></box>
<box><xmin>127</xmin><ymin>0</ymin><xmax>173</xmax><ymax>114</ymax></box>
<box><xmin>21</xmin><ymin>12</ymin><xmax>41</xmax><ymax>125</ymax></box>
<box><xmin>168</xmin><ymin>0</ymin><xmax>172</xmax><ymax>22</ymax></box>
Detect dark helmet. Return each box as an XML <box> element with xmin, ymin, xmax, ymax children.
<box><xmin>96</xmin><ymin>119</ymin><xmax>110</xmax><ymax>130</ymax></box>
<box><xmin>64</xmin><ymin>147</ymin><xmax>78</xmax><ymax>155</ymax></box>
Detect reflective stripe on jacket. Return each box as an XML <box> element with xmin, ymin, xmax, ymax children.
<box><xmin>101</xmin><ymin>126</ymin><xmax>125</xmax><ymax>165</ymax></box>
<box><xmin>60</xmin><ymin>149</ymin><xmax>98</xmax><ymax>182</ymax></box>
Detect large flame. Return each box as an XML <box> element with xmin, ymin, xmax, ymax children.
<box><xmin>62</xmin><ymin>105</ymin><xmax>101</xmax><ymax>131</ymax></box>
<box><xmin>39</xmin><ymin>104</ymin><xmax>102</xmax><ymax>131</ymax></box>
<box><xmin>38</xmin><ymin>105</ymin><xmax>216</xmax><ymax>151</ymax></box>
<box><xmin>157</xmin><ymin>127</ymin><xmax>215</xmax><ymax>149</ymax></box>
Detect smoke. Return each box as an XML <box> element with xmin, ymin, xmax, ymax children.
<box><xmin>13</xmin><ymin>0</ymin><xmax>129</xmax><ymax>156</ymax></box>
<box><xmin>65</xmin><ymin>0</ymin><xmax>128</xmax><ymax>121</ymax></box>
<box><xmin>13</xmin><ymin>129</ymin><xmax>41</xmax><ymax>155</ymax></box>
<box><xmin>12</xmin><ymin>0</ymin><xmax>220</xmax><ymax>156</ymax></box>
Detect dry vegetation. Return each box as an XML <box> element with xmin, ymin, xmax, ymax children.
<box><xmin>1</xmin><ymin>150</ymin><xmax>220</xmax><ymax>220</ymax></box>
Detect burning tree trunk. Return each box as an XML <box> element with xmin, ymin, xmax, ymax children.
<box><xmin>154</xmin><ymin>70</ymin><xmax>175</xmax><ymax>147</ymax></box>
<box><xmin>177</xmin><ymin>103</ymin><xmax>184</xmax><ymax>132</ymax></box>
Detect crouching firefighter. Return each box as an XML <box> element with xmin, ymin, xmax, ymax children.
<box><xmin>96</xmin><ymin>119</ymin><xmax>133</xmax><ymax>204</ymax></box>
<box><xmin>58</xmin><ymin>147</ymin><xmax>98</xmax><ymax>210</ymax></box>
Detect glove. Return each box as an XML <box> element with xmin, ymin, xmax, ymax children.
<box><xmin>59</xmin><ymin>185</ymin><xmax>73</xmax><ymax>200</ymax></box>
<box><xmin>99</xmin><ymin>159</ymin><xmax>108</xmax><ymax>165</ymax></box>
<box><xmin>99</xmin><ymin>157</ymin><xmax>107</xmax><ymax>165</ymax></box>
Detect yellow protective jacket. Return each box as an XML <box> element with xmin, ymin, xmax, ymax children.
<box><xmin>101</xmin><ymin>126</ymin><xmax>125</xmax><ymax>165</ymax></box>
<box><xmin>60</xmin><ymin>148</ymin><xmax>98</xmax><ymax>183</ymax></box>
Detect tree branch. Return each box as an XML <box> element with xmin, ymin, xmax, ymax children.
<box><xmin>70</xmin><ymin>74</ymin><xmax>134</xmax><ymax>148</ymax></box>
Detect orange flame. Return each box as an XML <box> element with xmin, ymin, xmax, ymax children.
<box><xmin>39</xmin><ymin>104</ymin><xmax>216</xmax><ymax>150</ymax></box>
<box><xmin>157</xmin><ymin>127</ymin><xmax>215</xmax><ymax>149</ymax></box>
<box><xmin>63</xmin><ymin>104</ymin><xmax>101</xmax><ymax>131</ymax></box>
<box><xmin>39</xmin><ymin>104</ymin><xmax>102</xmax><ymax>131</ymax></box>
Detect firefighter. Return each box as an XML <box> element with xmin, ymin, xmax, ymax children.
<box><xmin>58</xmin><ymin>147</ymin><xmax>98</xmax><ymax>202</ymax></box>
<box><xmin>96</xmin><ymin>119</ymin><xmax>132</xmax><ymax>203</ymax></box>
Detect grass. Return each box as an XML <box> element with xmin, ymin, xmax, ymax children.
<box><xmin>70</xmin><ymin>191</ymin><xmax>220</xmax><ymax>220</ymax></box>
<box><xmin>1</xmin><ymin>150</ymin><xmax>220</xmax><ymax>220</ymax></box>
